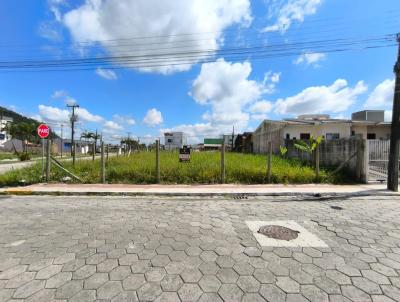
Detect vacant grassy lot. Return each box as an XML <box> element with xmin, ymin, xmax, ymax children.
<box><xmin>0</xmin><ymin>152</ymin><xmax>17</xmax><ymax>161</ymax></box>
<box><xmin>0</xmin><ymin>151</ymin><xmax>347</xmax><ymax>186</ymax></box>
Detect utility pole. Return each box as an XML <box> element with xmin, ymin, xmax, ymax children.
<box><xmin>67</xmin><ymin>104</ymin><xmax>79</xmax><ymax>165</ymax></box>
<box><xmin>388</xmin><ymin>33</ymin><xmax>400</xmax><ymax>191</ymax></box>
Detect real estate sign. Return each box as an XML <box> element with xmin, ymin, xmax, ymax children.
<box><xmin>179</xmin><ymin>147</ymin><xmax>190</xmax><ymax>162</ymax></box>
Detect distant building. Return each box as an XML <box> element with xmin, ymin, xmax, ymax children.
<box><xmin>234</xmin><ymin>132</ymin><xmax>253</xmax><ymax>153</ymax></box>
<box><xmin>0</xmin><ymin>116</ymin><xmax>13</xmax><ymax>147</ymax></box>
<box><xmin>253</xmin><ymin>110</ymin><xmax>391</xmax><ymax>153</ymax></box>
<box><xmin>164</xmin><ymin>132</ymin><xmax>187</xmax><ymax>150</ymax></box>
<box><xmin>222</xmin><ymin>134</ymin><xmax>238</xmax><ymax>150</ymax></box>
<box><xmin>53</xmin><ymin>138</ymin><xmax>91</xmax><ymax>154</ymax></box>
<box><xmin>204</xmin><ymin>138</ymin><xmax>223</xmax><ymax>150</ymax></box>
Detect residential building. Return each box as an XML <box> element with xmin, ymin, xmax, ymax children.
<box><xmin>253</xmin><ymin>110</ymin><xmax>391</xmax><ymax>153</ymax></box>
<box><xmin>0</xmin><ymin>116</ymin><xmax>13</xmax><ymax>147</ymax></box>
<box><xmin>164</xmin><ymin>132</ymin><xmax>187</xmax><ymax>150</ymax></box>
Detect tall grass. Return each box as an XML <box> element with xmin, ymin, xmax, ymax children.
<box><xmin>0</xmin><ymin>151</ymin><xmax>347</xmax><ymax>187</ymax></box>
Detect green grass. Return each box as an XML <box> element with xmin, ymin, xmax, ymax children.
<box><xmin>0</xmin><ymin>152</ymin><xmax>17</xmax><ymax>161</ymax></box>
<box><xmin>0</xmin><ymin>151</ymin><xmax>349</xmax><ymax>187</ymax></box>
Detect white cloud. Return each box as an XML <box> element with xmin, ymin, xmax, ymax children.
<box><xmin>113</xmin><ymin>114</ymin><xmax>135</xmax><ymax>126</ymax></box>
<box><xmin>164</xmin><ymin>59</ymin><xmax>271</xmax><ymax>139</ymax></box>
<box><xmin>294</xmin><ymin>52</ymin><xmax>326</xmax><ymax>66</ymax></box>
<box><xmin>65</xmin><ymin>97</ymin><xmax>78</xmax><ymax>106</ymax></box>
<box><xmin>161</xmin><ymin>123</ymin><xmax>222</xmax><ymax>143</ymax></box>
<box><xmin>52</xmin><ymin>90</ymin><xmax>68</xmax><ymax>99</ymax></box>
<box><xmin>364</xmin><ymin>78</ymin><xmax>395</xmax><ymax>109</ymax></box>
<box><xmin>95</xmin><ymin>68</ymin><xmax>118</xmax><ymax>80</ymax></box>
<box><xmin>38</xmin><ymin>104</ymin><xmax>104</xmax><ymax>124</ymax></box>
<box><xmin>143</xmin><ymin>108</ymin><xmax>163</xmax><ymax>126</ymax></box>
<box><xmin>61</xmin><ymin>0</ymin><xmax>252</xmax><ymax>74</ymax></box>
<box><xmin>75</xmin><ymin>108</ymin><xmax>104</xmax><ymax>123</ymax></box>
<box><xmin>39</xmin><ymin>105</ymin><xmax>70</xmax><ymax>123</ymax></box>
<box><xmin>263</xmin><ymin>71</ymin><xmax>281</xmax><ymax>93</ymax></box>
<box><xmin>103</xmin><ymin>120</ymin><xmax>123</xmax><ymax>132</ymax></box>
<box><xmin>249</xmin><ymin>100</ymin><xmax>273</xmax><ymax>113</ymax></box>
<box><xmin>38</xmin><ymin>21</ymin><xmax>63</xmax><ymax>41</ymax></box>
<box><xmin>274</xmin><ymin>79</ymin><xmax>367</xmax><ymax>115</ymax></box>
<box><xmin>263</xmin><ymin>0</ymin><xmax>322</xmax><ymax>33</ymax></box>
<box><xmin>191</xmin><ymin>59</ymin><xmax>265</xmax><ymax>129</ymax></box>
<box><xmin>251</xmin><ymin>113</ymin><xmax>268</xmax><ymax>121</ymax></box>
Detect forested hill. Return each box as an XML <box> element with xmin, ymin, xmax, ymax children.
<box><xmin>0</xmin><ymin>106</ymin><xmax>39</xmax><ymax>125</ymax></box>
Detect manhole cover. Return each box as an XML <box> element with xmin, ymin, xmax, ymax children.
<box><xmin>257</xmin><ymin>225</ymin><xmax>299</xmax><ymax>241</ymax></box>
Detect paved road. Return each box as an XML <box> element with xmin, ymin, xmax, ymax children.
<box><xmin>0</xmin><ymin>195</ymin><xmax>400</xmax><ymax>302</ymax></box>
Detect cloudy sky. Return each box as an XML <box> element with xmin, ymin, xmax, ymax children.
<box><xmin>0</xmin><ymin>0</ymin><xmax>399</xmax><ymax>143</ymax></box>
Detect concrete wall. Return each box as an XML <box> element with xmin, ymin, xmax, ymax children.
<box><xmin>284</xmin><ymin>123</ymin><xmax>351</xmax><ymax>140</ymax></box>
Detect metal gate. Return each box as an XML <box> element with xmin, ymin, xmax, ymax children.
<box><xmin>368</xmin><ymin>140</ymin><xmax>390</xmax><ymax>182</ymax></box>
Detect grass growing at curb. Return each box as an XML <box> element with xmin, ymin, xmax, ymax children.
<box><xmin>0</xmin><ymin>151</ymin><xmax>349</xmax><ymax>187</ymax></box>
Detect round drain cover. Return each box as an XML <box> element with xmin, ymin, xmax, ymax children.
<box><xmin>257</xmin><ymin>225</ymin><xmax>300</xmax><ymax>241</ymax></box>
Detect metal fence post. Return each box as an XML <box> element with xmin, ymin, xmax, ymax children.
<box><xmin>156</xmin><ymin>139</ymin><xmax>160</xmax><ymax>183</ymax></box>
<box><xmin>315</xmin><ymin>145</ymin><xmax>320</xmax><ymax>178</ymax></box>
<box><xmin>221</xmin><ymin>140</ymin><xmax>225</xmax><ymax>184</ymax></box>
<box><xmin>46</xmin><ymin>139</ymin><xmax>51</xmax><ymax>182</ymax></box>
<box><xmin>100</xmin><ymin>141</ymin><xmax>105</xmax><ymax>184</ymax></box>
<box><xmin>267</xmin><ymin>141</ymin><xmax>272</xmax><ymax>182</ymax></box>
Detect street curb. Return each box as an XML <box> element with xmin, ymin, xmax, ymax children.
<box><xmin>1</xmin><ymin>190</ymin><xmax>398</xmax><ymax>198</ymax></box>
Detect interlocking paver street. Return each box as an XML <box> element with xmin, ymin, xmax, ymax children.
<box><xmin>0</xmin><ymin>194</ymin><xmax>400</xmax><ymax>301</ymax></box>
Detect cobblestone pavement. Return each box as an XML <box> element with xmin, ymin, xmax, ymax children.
<box><xmin>0</xmin><ymin>194</ymin><xmax>400</xmax><ymax>302</ymax></box>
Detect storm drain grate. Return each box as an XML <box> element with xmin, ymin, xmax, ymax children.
<box><xmin>257</xmin><ymin>225</ymin><xmax>299</xmax><ymax>241</ymax></box>
<box><xmin>233</xmin><ymin>194</ymin><xmax>248</xmax><ymax>200</ymax></box>
<box><xmin>330</xmin><ymin>205</ymin><xmax>343</xmax><ymax>210</ymax></box>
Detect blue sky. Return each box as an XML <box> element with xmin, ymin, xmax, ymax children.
<box><xmin>0</xmin><ymin>0</ymin><xmax>399</xmax><ymax>143</ymax></box>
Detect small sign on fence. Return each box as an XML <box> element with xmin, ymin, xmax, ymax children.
<box><xmin>179</xmin><ymin>146</ymin><xmax>191</xmax><ymax>162</ymax></box>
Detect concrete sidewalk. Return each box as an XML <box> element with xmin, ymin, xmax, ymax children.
<box><xmin>0</xmin><ymin>183</ymin><xmax>396</xmax><ymax>196</ymax></box>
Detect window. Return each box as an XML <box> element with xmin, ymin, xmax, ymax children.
<box><xmin>367</xmin><ymin>133</ymin><xmax>376</xmax><ymax>140</ymax></box>
<box><xmin>167</xmin><ymin>139</ymin><xmax>173</xmax><ymax>143</ymax></box>
<box><xmin>351</xmin><ymin>130</ymin><xmax>355</xmax><ymax>136</ymax></box>
<box><xmin>285</xmin><ymin>133</ymin><xmax>290</xmax><ymax>139</ymax></box>
<box><xmin>326</xmin><ymin>133</ymin><xmax>340</xmax><ymax>140</ymax></box>
<box><xmin>300</xmin><ymin>133</ymin><xmax>310</xmax><ymax>140</ymax></box>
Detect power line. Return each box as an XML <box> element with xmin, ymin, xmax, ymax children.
<box><xmin>0</xmin><ymin>34</ymin><xmax>395</xmax><ymax>72</ymax></box>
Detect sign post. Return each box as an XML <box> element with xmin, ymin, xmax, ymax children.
<box><xmin>179</xmin><ymin>146</ymin><xmax>191</xmax><ymax>162</ymax></box>
<box><xmin>37</xmin><ymin>124</ymin><xmax>50</xmax><ymax>179</ymax></box>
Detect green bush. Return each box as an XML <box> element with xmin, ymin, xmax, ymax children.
<box><xmin>18</xmin><ymin>153</ymin><xmax>31</xmax><ymax>161</ymax></box>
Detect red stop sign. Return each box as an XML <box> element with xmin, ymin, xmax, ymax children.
<box><xmin>37</xmin><ymin>124</ymin><xmax>50</xmax><ymax>139</ymax></box>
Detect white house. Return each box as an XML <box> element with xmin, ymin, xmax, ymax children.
<box><xmin>0</xmin><ymin>116</ymin><xmax>13</xmax><ymax>147</ymax></box>
<box><xmin>253</xmin><ymin>110</ymin><xmax>391</xmax><ymax>153</ymax></box>
<box><xmin>164</xmin><ymin>132</ymin><xmax>187</xmax><ymax>150</ymax></box>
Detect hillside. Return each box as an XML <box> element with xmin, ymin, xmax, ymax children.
<box><xmin>0</xmin><ymin>106</ymin><xmax>59</xmax><ymax>141</ymax></box>
<box><xmin>0</xmin><ymin>106</ymin><xmax>40</xmax><ymax>125</ymax></box>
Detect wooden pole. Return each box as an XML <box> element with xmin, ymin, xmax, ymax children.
<box><xmin>46</xmin><ymin>139</ymin><xmax>51</xmax><ymax>182</ymax></box>
<box><xmin>267</xmin><ymin>141</ymin><xmax>272</xmax><ymax>183</ymax></box>
<box><xmin>315</xmin><ymin>145</ymin><xmax>320</xmax><ymax>178</ymax></box>
<box><xmin>221</xmin><ymin>140</ymin><xmax>225</xmax><ymax>184</ymax></box>
<box><xmin>156</xmin><ymin>139</ymin><xmax>160</xmax><ymax>183</ymax></box>
<box><xmin>106</xmin><ymin>144</ymin><xmax>109</xmax><ymax>161</ymax></box>
<box><xmin>100</xmin><ymin>141</ymin><xmax>105</xmax><ymax>184</ymax></box>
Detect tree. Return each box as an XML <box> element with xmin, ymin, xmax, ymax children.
<box><xmin>1</xmin><ymin>122</ymin><xmax>38</xmax><ymax>153</ymax></box>
<box><xmin>121</xmin><ymin>137</ymin><xmax>140</xmax><ymax>152</ymax></box>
